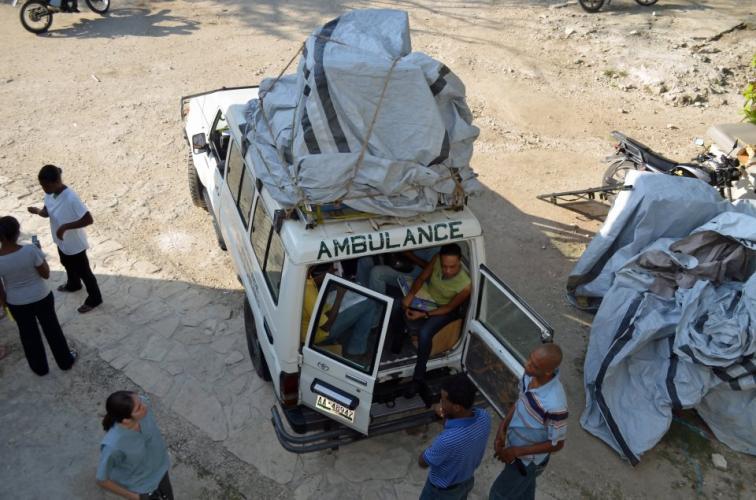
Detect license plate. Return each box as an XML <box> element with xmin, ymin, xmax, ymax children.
<box><xmin>316</xmin><ymin>395</ymin><xmax>355</xmax><ymax>423</ymax></box>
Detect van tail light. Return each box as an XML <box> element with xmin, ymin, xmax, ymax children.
<box><xmin>279</xmin><ymin>371</ymin><xmax>300</xmax><ymax>408</ymax></box>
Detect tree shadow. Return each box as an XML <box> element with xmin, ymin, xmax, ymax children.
<box><xmin>45</xmin><ymin>7</ymin><xmax>199</xmax><ymax>38</ymax></box>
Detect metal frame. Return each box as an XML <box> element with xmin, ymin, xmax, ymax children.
<box><xmin>536</xmin><ymin>185</ymin><xmax>631</xmax><ymax>220</ymax></box>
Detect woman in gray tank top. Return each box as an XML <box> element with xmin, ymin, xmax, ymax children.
<box><xmin>0</xmin><ymin>216</ymin><xmax>77</xmax><ymax>375</ymax></box>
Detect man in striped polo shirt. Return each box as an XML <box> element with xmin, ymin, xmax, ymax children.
<box><xmin>489</xmin><ymin>343</ymin><xmax>568</xmax><ymax>500</ymax></box>
<box><xmin>418</xmin><ymin>374</ymin><xmax>491</xmax><ymax>499</ymax></box>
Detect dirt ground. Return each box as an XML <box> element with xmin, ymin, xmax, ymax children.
<box><xmin>1</xmin><ymin>0</ymin><xmax>755</xmax><ymax>499</ymax></box>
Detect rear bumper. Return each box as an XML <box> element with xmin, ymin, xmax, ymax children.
<box><xmin>270</xmin><ymin>404</ymin><xmax>440</xmax><ymax>454</ymax></box>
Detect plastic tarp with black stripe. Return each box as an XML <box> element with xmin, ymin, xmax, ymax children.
<box><xmin>243</xmin><ymin>9</ymin><xmax>482</xmax><ymax>217</ymax></box>
<box><xmin>575</xmin><ymin>172</ymin><xmax>756</xmax><ymax>463</ymax></box>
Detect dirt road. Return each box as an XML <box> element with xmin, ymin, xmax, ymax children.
<box><xmin>1</xmin><ymin>0</ymin><xmax>755</xmax><ymax>498</ymax></box>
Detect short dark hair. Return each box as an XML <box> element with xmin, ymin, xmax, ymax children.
<box><xmin>0</xmin><ymin>216</ymin><xmax>20</xmax><ymax>243</ymax></box>
<box><xmin>439</xmin><ymin>243</ymin><xmax>462</xmax><ymax>259</ymax></box>
<box><xmin>442</xmin><ymin>374</ymin><xmax>476</xmax><ymax>409</ymax></box>
<box><xmin>38</xmin><ymin>164</ymin><xmax>62</xmax><ymax>183</ymax></box>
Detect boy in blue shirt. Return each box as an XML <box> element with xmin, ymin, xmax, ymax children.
<box><xmin>419</xmin><ymin>374</ymin><xmax>491</xmax><ymax>499</ymax></box>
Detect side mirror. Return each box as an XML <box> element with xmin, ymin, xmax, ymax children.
<box><xmin>192</xmin><ymin>133</ymin><xmax>209</xmax><ymax>154</ymax></box>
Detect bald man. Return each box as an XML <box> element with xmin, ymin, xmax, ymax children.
<box><xmin>489</xmin><ymin>344</ymin><xmax>568</xmax><ymax>500</ymax></box>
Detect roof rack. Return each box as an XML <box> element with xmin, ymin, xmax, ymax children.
<box><xmin>292</xmin><ymin>197</ymin><xmax>467</xmax><ymax>230</ymax></box>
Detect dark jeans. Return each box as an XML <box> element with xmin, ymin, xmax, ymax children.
<box><xmin>58</xmin><ymin>248</ymin><xmax>102</xmax><ymax>307</ymax></box>
<box><xmin>7</xmin><ymin>292</ymin><xmax>75</xmax><ymax>376</ymax></box>
<box><xmin>488</xmin><ymin>461</ymin><xmax>537</xmax><ymax>500</ymax></box>
<box><xmin>420</xmin><ymin>476</ymin><xmax>474</xmax><ymax>500</ymax></box>
<box><xmin>140</xmin><ymin>472</ymin><xmax>174</xmax><ymax>500</ymax></box>
<box><xmin>406</xmin><ymin>312</ymin><xmax>458</xmax><ymax>382</ymax></box>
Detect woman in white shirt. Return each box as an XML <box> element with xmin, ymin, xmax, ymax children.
<box><xmin>0</xmin><ymin>216</ymin><xmax>77</xmax><ymax>375</ymax></box>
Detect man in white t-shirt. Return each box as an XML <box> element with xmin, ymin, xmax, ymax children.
<box><xmin>28</xmin><ymin>164</ymin><xmax>102</xmax><ymax>314</ymax></box>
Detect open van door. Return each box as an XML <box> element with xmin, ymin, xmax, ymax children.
<box><xmin>463</xmin><ymin>264</ymin><xmax>554</xmax><ymax>417</ymax></box>
<box><xmin>300</xmin><ymin>275</ymin><xmax>394</xmax><ymax>434</ymax></box>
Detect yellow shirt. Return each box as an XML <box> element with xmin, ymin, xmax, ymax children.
<box><xmin>423</xmin><ymin>259</ymin><xmax>471</xmax><ymax>305</ymax></box>
<box><xmin>301</xmin><ymin>277</ymin><xmax>330</xmax><ymax>344</ymax></box>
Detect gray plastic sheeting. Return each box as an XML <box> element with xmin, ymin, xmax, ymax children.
<box><xmin>573</xmin><ymin>173</ymin><xmax>756</xmax><ymax>463</ymax></box>
<box><xmin>243</xmin><ymin>9</ymin><xmax>482</xmax><ymax>217</ymax></box>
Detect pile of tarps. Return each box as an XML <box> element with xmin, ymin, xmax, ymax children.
<box><xmin>242</xmin><ymin>9</ymin><xmax>482</xmax><ymax>217</ymax></box>
<box><xmin>569</xmin><ymin>171</ymin><xmax>756</xmax><ymax>464</ymax></box>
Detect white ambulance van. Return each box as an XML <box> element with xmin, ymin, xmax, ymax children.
<box><xmin>181</xmin><ymin>86</ymin><xmax>553</xmax><ymax>452</ymax></box>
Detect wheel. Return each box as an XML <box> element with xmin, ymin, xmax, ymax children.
<box><xmin>187</xmin><ymin>153</ymin><xmax>207</xmax><ymax>210</ymax></box>
<box><xmin>19</xmin><ymin>0</ymin><xmax>52</xmax><ymax>34</ymax></box>
<box><xmin>201</xmin><ymin>188</ymin><xmax>227</xmax><ymax>251</ymax></box>
<box><xmin>635</xmin><ymin>0</ymin><xmax>658</xmax><ymax>5</ymax></box>
<box><xmin>84</xmin><ymin>0</ymin><xmax>110</xmax><ymax>14</ymax></box>
<box><xmin>578</xmin><ymin>0</ymin><xmax>605</xmax><ymax>13</ymax></box>
<box><xmin>603</xmin><ymin>159</ymin><xmax>639</xmax><ymax>187</ymax></box>
<box><xmin>244</xmin><ymin>297</ymin><xmax>271</xmax><ymax>382</ymax></box>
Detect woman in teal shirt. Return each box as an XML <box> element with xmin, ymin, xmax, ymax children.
<box><xmin>97</xmin><ymin>391</ymin><xmax>172</xmax><ymax>500</ymax></box>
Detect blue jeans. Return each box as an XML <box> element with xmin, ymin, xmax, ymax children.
<box><xmin>326</xmin><ymin>300</ymin><xmax>376</xmax><ymax>355</ymax></box>
<box><xmin>419</xmin><ymin>476</ymin><xmax>474</xmax><ymax>500</ymax></box>
<box><xmin>357</xmin><ymin>260</ymin><xmax>423</xmax><ymax>292</ymax></box>
<box><xmin>488</xmin><ymin>461</ymin><xmax>537</xmax><ymax>500</ymax></box>
<box><xmin>407</xmin><ymin>312</ymin><xmax>457</xmax><ymax>382</ymax></box>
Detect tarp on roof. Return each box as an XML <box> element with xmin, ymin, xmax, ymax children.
<box><xmin>242</xmin><ymin>9</ymin><xmax>482</xmax><ymax>217</ymax></box>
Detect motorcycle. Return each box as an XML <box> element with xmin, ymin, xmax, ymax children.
<box><xmin>13</xmin><ymin>0</ymin><xmax>110</xmax><ymax>34</ymax></box>
<box><xmin>602</xmin><ymin>130</ymin><xmax>744</xmax><ymax>200</ymax></box>
<box><xmin>578</xmin><ymin>0</ymin><xmax>658</xmax><ymax>13</ymax></box>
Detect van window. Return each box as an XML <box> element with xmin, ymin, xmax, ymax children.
<box><xmin>265</xmin><ymin>232</ymin><xmax>285</xmax><ymax>302</ymax></box>
<box><xmin>209</xmin><ymin>111</ymin><xmax>230</xmax><ymax>171</ymax></box>
<box><xmin>226</xmin><ymin>141</ymin><xmax>245</xmax><ymax>206</ymax></box>
<box><xmin>238</xmin><ymin>170</ymin><xmax>255</xmax><ymax>228</ymax></box>
<box><xmin>309</xmin><ymin>279</ymin><xmax>387</xmax><ymax>373</ymax></box>
<box><xmin>250</xmin><ymin>200</ymin><xmax>272</xmax><ymax>267</ymax></box>
<box><xmin>250</xmin><ymin>199</ymin><xmax>285</xmax><ymax>304</ymax></box>
<box><xmin>225</xmin><ymin>141</ymin><xmax>254</xmax><ymax>227</ymax></box>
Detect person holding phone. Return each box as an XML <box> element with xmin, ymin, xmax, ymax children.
<box><xmin>0</xmin><ymin>215</ymin><xmax>77</xmax><ymax>375</ymax></box>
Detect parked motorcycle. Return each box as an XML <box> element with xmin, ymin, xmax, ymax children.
<box><xmin>578</xmin><ymin>0</ymin><xmax>658</xmax><ymax>13</ymax></box>
<box><xmin>13</xmin><ymin>0</ymin><xmax>110</xmax><ymax>34</ymax></box>
<box><xmin>603</xmin><ymin>130</ymin><xmax>743</xmax><ymax>200</ymax></box>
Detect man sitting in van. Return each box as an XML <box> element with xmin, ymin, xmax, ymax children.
<box><xmin>301</xmin><ymin>264</ymin><xmax>376</xmax><ymax>359</ymax></box>
<box><xmin>396</xmin><ymin>243</ymin><xmax>471</xmax><ymax>400</ymax></box>
<box><xmin>356</xmin><ymin>248</ymin><xmax>438</xmax><ymax>295</ymax></box>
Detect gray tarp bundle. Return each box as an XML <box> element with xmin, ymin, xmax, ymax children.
<box><xmin>243</xmin><ymin>9</ymin><xmax>482</xmax><ymax>217</ymax></box>
<box><xmin>570</xmin><ymin>172</ymin><xmax>756</xmax><ymax>464</ymax></box>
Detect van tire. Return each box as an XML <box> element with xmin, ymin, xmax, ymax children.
<box><xmin>201</xmin><ymin>188</ymin><xmax>227</xmax><ymax>251</ymax></box>
<box><xmin>188</xmin><ymin>153</ymin><xmax>207</xmax><ymax>210</ymax></box>
<box><xmin>244</xmin><ymin>297</ymin><xmax>272</xmax><ymax>382</ymax></box>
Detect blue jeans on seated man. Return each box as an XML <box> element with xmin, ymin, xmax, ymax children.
<box><xmin>324</xmin><ymin>300</ymin><xmax>377</xmax><ymax>356</ymax></box>
<box><xmin>356</xmin><ymin>260</ymin><xmax>423</xmax><ymax>293</ymax></box>
<box><xmin>406</xmin><ymin>311</ymin><xmax>458</xmax><ymax>382</ymax></box>
<box><xmin>420</xmin><ymin>476</ymin><xmax>474</xmax><ymax>500</ymax></box>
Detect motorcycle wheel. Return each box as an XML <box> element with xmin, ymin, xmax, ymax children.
<box><xmin>603</xmin><ymin>159</ymin><xmax>639</xmax><ymax>187</ymax></box>
<box><xmin>635</xmin><ymin>0</ymin><xmax>659</xmax><ymax>5</ymax></box>
<box><xmin>19</xmin><ymin>0</ymin><xmax>52</xmax><ymax>34</ymax></box>
<box><xmin>85</xmin><ymin>0</ymin><xmax>110</xmax><ymax>14</ymax></box>
<box><xmin>578</xmin><ymin>0</ymin><xmax>605</xmax><ymax>12</ymax></box>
